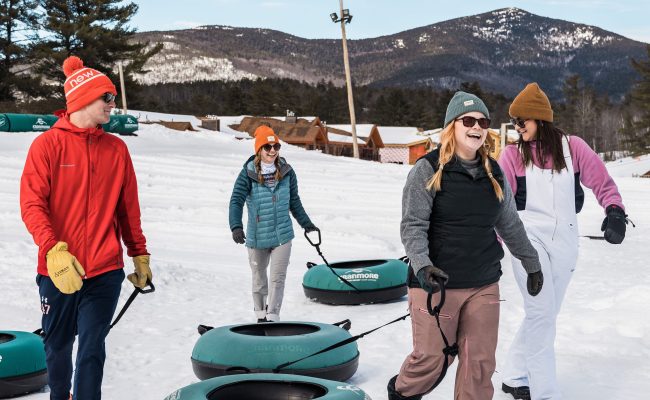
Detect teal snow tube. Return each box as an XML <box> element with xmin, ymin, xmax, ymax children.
<box><xmin>0</xmin><ymin>331</ymin><xmax>47</xmax><ymax>398</ymax></box>
<box><xmin>303</xmin><ymin>259</ymin><xmax>408</xmax><ymax>305</ymax></box>
<box><xmin>164</xmin><ymin>373</ymin><xmax>371</xmax><ymax>400</ymax></box>
<box><xmin>191</xmin><ymin>322</ymin><xmax>359</xmax><ymax>382</ymax></box>
<box><xmin>0</xmin><ymin>114</ymin><xmax>58</xmax><ymax>132</ymax></box>
<box><xmin>102</xmin><ymin>114</ymin><xmax>138</xmax><ymax>134</ymax></box>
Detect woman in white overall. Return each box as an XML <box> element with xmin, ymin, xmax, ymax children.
<box><xmin>498</xmin><ymin>83</ymin><xmax>629</xmax><ymax>400</ymax></box>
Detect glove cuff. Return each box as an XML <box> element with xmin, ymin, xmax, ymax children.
<box><xmin>47</xmin><ymin>241</ymin><xmax>68</xmax><ymax>255</ymax></box>
<box><xmin>606</xmin><ymin>205</ymin><xmax>626</xmax><ymax>216</ymax></box>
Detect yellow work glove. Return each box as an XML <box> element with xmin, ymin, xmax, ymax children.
<box><xmin>46</xmin><ymin>242</ymin><xmax>85</xmax><ymax>294</ymax></box>
<box><xmin>127</xmin><ymin>255</ymin><xmax>152</xmax><ymax>288</ymax></box>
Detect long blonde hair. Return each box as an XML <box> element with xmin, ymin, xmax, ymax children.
<box><xmin>254</xmin><ymin>152</ymin><xmax>282</xmax><ymax>183</ymax></box>
<box><xmin>425</xmin><ymin>123</ymin><xmax>504</xmax><ymax>201</ymax></box>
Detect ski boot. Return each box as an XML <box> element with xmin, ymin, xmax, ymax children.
<box><xmin>502</xmin><ymin>383</ymin><xmax>531</xmax><ymax>400</ymax></box>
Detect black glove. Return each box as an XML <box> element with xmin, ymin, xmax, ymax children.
<box><xmin>416</xmin><ymin>265</ymin><xmax>449</xmax><ymax>294</ymax></box>
<box><xmin>232</xmin><ymin>228</ymin><xmax>246</xmax><ymax>244</ymax></box>
<box><xmin>527</xmin><ymin>270</ymin><xmax>543</xmax><ymax>296</ymax></box>
<box><xmin>601</xmin><ymin>205</ymin><xmax>627</xmax><ymax>244</ymax></box>
<box><xmin>304</xmin><ymin>224</ymin><xmax>319</xmax><ymax>234</ymax></box>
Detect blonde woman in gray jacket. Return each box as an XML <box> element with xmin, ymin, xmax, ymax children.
<box><xmin>389</xmin><ymin>91</ymin><xmax>543</xmax><ymax>400</ymax></box>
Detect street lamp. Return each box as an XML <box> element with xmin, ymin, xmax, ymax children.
<box><xmin>331</xmin><ymin>1</ymin><xmax>359</xmax><ymax>159</ymax></box>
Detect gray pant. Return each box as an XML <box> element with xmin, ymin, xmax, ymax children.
<box><xmin>247</xmin><ymin>241</ymin><xmax>292</xmax><ymax>321</ymax></box>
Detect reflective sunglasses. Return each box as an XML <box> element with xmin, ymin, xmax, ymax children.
<box><xmin>510</xmin><ymin>117</ymin><xmax>528</xmax><ymax>128</ymax></box>
<box><xmin>456</xmin><ymin>116</ymin><xmax>491</xmax><ymax>129</ymax></box>
<box><xmin>262</xmin><ymin>143</ymin><xmax>281</xmax><ymax>152</ymax></box>
<box><xmin>101</xmin><ymin>92</ymin><xmax>117</xmax><ymax>103</ymax></box>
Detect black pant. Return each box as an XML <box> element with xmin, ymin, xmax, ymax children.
<box><xmin>37</xmin><ymin>269</ymin><xmax>124</xmax><ymax>400</ymax></box>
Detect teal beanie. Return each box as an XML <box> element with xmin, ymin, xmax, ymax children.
<box><xmin>444</xmin><ymin>91</ymin><xmax>490</xmax><ymax>127</ymax></box>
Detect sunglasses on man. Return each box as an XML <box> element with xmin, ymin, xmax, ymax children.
<box><xmin>101</xmin><ymin>92</ymin><xmax>117</xmax><ymax>103</ymax></box>
<box><xmin>510</xmin><ymin>117</ymin><xmax>528</xmax><ymax>128</ymax></box>
<box><xmin>262</xmin><ymin>143</ymin><xmax>281</xmax><ymax>152</ymax></box>
<box><xmin>456</xmin><ymin>116</ymin><xmax>491</xmax><ymax>129</ymax></box>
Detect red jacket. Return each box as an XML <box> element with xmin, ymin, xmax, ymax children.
<box><xmin>20</xmin><ymin>115</ymin><xmax>148</xmax><ymax>278</ymax></box>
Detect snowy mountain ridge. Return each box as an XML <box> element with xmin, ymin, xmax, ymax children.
<box><xmin>133</xmin><ymin>7</ymin><xmax>646</xmax><ymax>98</ymax></box>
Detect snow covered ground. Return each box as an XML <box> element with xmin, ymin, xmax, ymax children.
<box><xmin>1</xmin><ymin>122</ymin><xmax>649</xmax><ymax>399</ymax></box>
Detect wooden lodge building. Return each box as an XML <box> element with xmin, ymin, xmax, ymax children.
<box><xmin>232</xmin><ymin>117</ymin><xmax>385</xmax><ymax>161</ymax></box>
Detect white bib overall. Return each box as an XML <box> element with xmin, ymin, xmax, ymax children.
<box><xmin>503</xmin><ymin>137</ymin><xmax>579</xmax><ymax>400</ymax></box>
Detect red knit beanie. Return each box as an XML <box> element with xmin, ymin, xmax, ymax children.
<box><xmin>254</xmin><ymin>125</ymin><xmax>280</xmax><ymax>153</ymax></box>
<box><xmin>62</xmin><ymin>56</ymin><xmax>117</xmax><ymax>114</ymax></box>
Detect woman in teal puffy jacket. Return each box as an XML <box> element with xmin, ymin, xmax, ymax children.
<box><xmin>229</xmin><ymin>125</ymin><xmax>317</xmax><ymax>322</ymax></box>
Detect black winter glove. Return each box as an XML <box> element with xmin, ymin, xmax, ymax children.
<box><xmin>304</xmin><ymin>224</ymin><xmax>319</xmax><ymax>234</ymax></box>
<box><xmin>416</xmin><ymin>265</ymin><xmax>449</xmax><ymax>294</ymax></box>
<box><xmin>601</xmin><ymin>205</ymin><xmax>627</xmax><ymax>244</ymax></box>
<box><xmin>527</xmin><ymin>270</ymin><xmax>544</xmax><ymax>296</ymax></box>
<box><xmin>232</xmin><ymin>228</ymin><xmax>246</xmax><ymax>244</ymax></box>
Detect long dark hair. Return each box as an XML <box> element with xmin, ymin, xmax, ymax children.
<box><xmin>518</xmin><ymin>121</ymin><xmax>568</xmax><ymax>173</ymax></box>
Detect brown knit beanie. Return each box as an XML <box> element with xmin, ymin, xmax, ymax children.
<box><xmin>509</xmin><ymin>82</ymin><xmax>553</xmax><ymax>122</ymax></box>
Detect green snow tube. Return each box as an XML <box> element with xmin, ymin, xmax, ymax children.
<box><xmin>164</xmin><ymin>373</ymin><xmax>371</xmax><ymax>400</ymax></box>
<box><xmin>0</xmin><ymin>331</ymin><xmax>47</xmax><ymax>398</ymax></box>
<box><xmin>0</xmin><ymin>114</ymin><xmax>58</xmax><ymax>132</ymax></box>
<box><xmin>102</xmin><ymin>114</ymin><xmax>138</xmax><ymax>135</ymax></box>
<box><xmin>191</xmin><ymin>322</ymin><xmax>359</xmax><ymax>382</ymax></box>
<box><xmin>303</xmin><ymin>259</ymin><xmax>408</xmax><ymax>305</ymax></box>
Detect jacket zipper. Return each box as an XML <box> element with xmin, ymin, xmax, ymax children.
<box><xmin>85</xmin><ymin>135</ymin><xmax>91</xmax><ymax>278</ymax></box>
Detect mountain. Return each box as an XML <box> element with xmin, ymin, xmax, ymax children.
<box><xmin>133</xmin><ymin>7</ymin><xmax>648</xmax><ymax>99</ymax></box>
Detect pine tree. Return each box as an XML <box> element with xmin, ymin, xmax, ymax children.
<box><xmin>630</xmin><ymin>44</ymin><xmax>650</xmax><ymax>153</ymax></box>
<box><xmin>34</xmin><ymin>0</ymin><xmax>161</xmax><ymax>101</ymax></box>
<box><xmin>0</xmin><ymin>0</ymin><xmax>42</xmax><ymax>101</ymax></box>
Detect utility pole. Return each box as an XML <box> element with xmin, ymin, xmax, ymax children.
<box><xmin>118</xmin><ymin>62</ymin><xmax>127</xmax><ymax>114</ymax></box>
<box><xmin>331</xmin><ymin>1</ymin><xmax>359</xmax><ymax>158</ymax></box>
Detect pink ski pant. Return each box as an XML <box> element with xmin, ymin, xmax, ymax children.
<box><xmin>396</xmin><ymin>284</ymin><xmax>500</xmax><ymax>399</ymax></box>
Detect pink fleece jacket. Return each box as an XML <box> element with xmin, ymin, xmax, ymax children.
<box><xmin>498</xmin><ymin>135</ymin><xmax>624</xmax><ymax>213</ymax></box>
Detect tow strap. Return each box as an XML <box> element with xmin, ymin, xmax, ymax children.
<box><xmin>109</xmin><ymin>280</ymin><xmax>155</xmax><ymax>330</ymax></box>
<box><xmin>304</xmin><ymin>229</ymin><xmax>361</xmax><ymax>292</ymax></box>
<box><xmin>34</xmin><ymin>280</ymin><xmax>155</xmax><ymax>338</ymax></box>
<box><xmin>274</xmin><ymin>274</ymin><xmax>456</xmax><ymax>392</ymax></box>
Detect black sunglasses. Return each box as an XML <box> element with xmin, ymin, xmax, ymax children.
<box><xmin>101</xmin><ymin>92</ymin><xmax>116</xmax><ymax>103</ymax></box>
<box><xmin>510</xmin><ymin>117</ymin><xmax>528</xmax><ymax>128</ymax></box>
<box><xmin>456</xmin><ymin>116</ymin><xmax>491</xmax><ymax>129</ymax></box>
<box><xmin>262</xmin><ymin>143</ymin><xmax>281</xmax><ymax>152</ymax></box>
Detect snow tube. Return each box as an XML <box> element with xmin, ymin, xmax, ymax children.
<box><xmin>191</xmin><ymin>322</ymin><xmax>359</xmax><ymax>382</ymax></box>
<box><xmin>303</xmin><ymin>259</ymin><xmax>408</xmax><ymax>305</ymax></box>
<box><xmin>101</xmin><ymin>114</ymin><xmax>139</xmax><ymax>135</ymax></box>
<box><xmin>0</xmin><ymin>331</ymin><xmax>47</xmax><ymax>398</ymax></box>
<box><xmin>164</xmin><ymin>373</ymin><xmax>371</xmax><ymax>400</ymax></box>
<box><xmin>0</xmin><ymin>114</ymin><xmax>58</xmax><ymax>132</ymax></box>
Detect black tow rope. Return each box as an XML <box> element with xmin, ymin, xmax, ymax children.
<box><xmin>273</xmin><ymin>280</ymin><xmax>451</xmax><ymax>376</ymax></box>
<box><xmin>33</xmin><ymin>280</ymin><xmax>155</xmax><ymax>338</ymax></box>
<box><xmin>109</xmin><ymin>280</ymin><xmax>155</xmax><ymax>330</ymax></box>
<box><xmin>304</xmin><ymin>229</ymin><xmax>360</xmax><ymax>292</ymax></box>
<box><xmin>424</xmin><ymin>277</ymin><xmax>458</xmax><ymax>392</ymax></box>
<box><xmin>273</xmin><ymin>316</ymin><xmax>408</xmax><ymax>373</ymax></box>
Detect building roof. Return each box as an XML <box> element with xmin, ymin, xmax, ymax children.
<box><xmin>326</xmin><ymin>124</ymin><xmax>384</xmax><ymax>148</ymax></box>
<box><xmin>235</xmin><ymin>116</ymin><xmax>327</xmax><ymax>145</ymax></box>
<box><xmin>378</xmin><ymin>126</ymin><xmax>439</xmax><ymax>147</ymax></box>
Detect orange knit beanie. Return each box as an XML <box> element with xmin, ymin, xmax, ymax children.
<box><xmin>62</xmin><ymin>56</ymin><xmax>117</xmax><ymax>114</ymax></box>
<box><xmin>509</xmin><ymin>82</ymin><xmax>554</xmax><ymax>122</ymax></box>
<box><xmin>254</xmin><ymin>125</ymin><xmax>280</xmax><ymax>153</ymax></box>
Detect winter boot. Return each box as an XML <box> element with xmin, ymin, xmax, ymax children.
<box><xmin>257</xmin><ymin>317</ymin><xmax>269</xmax><ymax>323</ymax></box>
<box><xmin>387</xmin><ymin>375</ymin><xmax>423</xmax><ymax>400</ymax></box>
<box><xmin>502</xmin><ymin>383</ymin><xmax>531</xmax><ymax>400</ymax></box>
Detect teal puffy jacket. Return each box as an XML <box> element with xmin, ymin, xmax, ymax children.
<box><xmin>229</xmin><ymin>156</ymin><xmax>313</xmax><ymax>249</ymax></box>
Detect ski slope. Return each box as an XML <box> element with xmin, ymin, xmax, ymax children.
<box><xmin>1</xmin><ymin>122</ymin><xmax>649</xmax><ymax>399</ymax></box>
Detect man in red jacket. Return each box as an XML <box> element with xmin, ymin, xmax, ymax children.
<box><xmin>20</xmin><ymin>56</ymin><xmax>152</xmax><ymax>400</ymax></box>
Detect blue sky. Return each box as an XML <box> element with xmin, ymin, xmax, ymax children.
<box><xmin>130</xmin><ymin>0</ymin><xmax>649</xmax><ymax>43</ymax></box>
